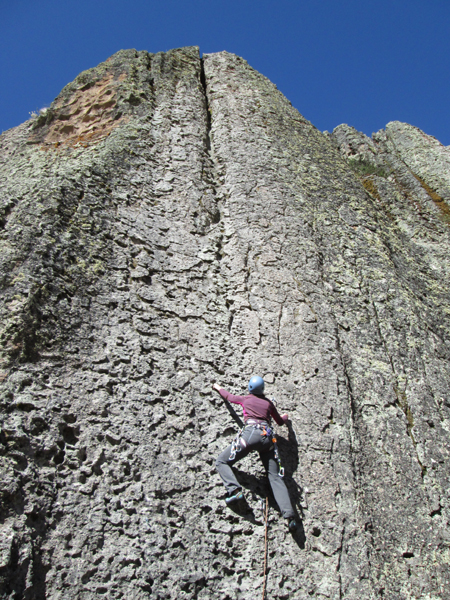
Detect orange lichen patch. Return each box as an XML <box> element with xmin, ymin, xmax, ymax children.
<box><xmin>412</xmin><ymin>172</ymin><xmax>450</xmax><ymax>224</ymax></box>
<box><xmin>31</xmin><ymin>72</ymin><xmax>127</xmax><ymax>149</ymax></box>
<box><xmin>361</xmin><ymin>176</ymin><xmax>398</xmax><ymax>222</ymax></box>
<box><xmin>362</xmin><ymin>176</ymin><xmax>381</xmax><ymax>201</ymax></box>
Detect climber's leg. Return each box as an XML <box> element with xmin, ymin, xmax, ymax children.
<box><xmin>260</xmin><ymin>449</ymin><xmax>295</xmax><ymax>519</ymax></box>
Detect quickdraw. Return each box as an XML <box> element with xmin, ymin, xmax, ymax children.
<box><xmin>228</xmin><ymin>426</ymin><xmax>244</xmax><ymax>461</ymax></box>
<box><xmin>272</xmin><ymin>436</ymin><xmax>285</xmax><ymax>478</ymax></box>
<box><xmin>261</xmin><ymin>426</ymin><xmax>284</xmax><ymax>478</ymax></box>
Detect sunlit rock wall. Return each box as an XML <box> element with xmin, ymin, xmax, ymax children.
<box><xmin>1</xmin><ymin>46</ymin><xmax>449</xmax><ymax>600</ymax></box>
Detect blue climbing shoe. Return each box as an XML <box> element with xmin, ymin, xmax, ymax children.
<box><xmin>225</xmin><ymin>490</ymin><xmax>244</xmax><ymax>505</ymax></box>
<box><xmin>288</xmin><ymin>519</ymin><xmax>298</xmax><ymax>532</ymax></box>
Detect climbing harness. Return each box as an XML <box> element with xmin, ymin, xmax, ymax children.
<box><xmin>228</xmin><ymin>422</ymin><xmax>269</xmax><ymax>462</ymax></box>
<box><xmin>228</xmin><ymin>423</ymin><xmax>270</xmax><ymax>462</ymax></box>
<box><xmin>228</xmin><ymin>422</ymin><xmax>285</xmax><ymax>478</ymax></box>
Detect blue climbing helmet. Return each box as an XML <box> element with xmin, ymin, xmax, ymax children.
<box><xmin>248</xmin><ymin>375</ymin><xmax>265</xmax><ymax>396</ymax></box>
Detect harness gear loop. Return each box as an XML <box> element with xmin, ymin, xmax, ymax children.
<box><xmin>228</xmin><ymin>422</ymin><xmax>268</xmax><ymax>461</ymax></box>
<box><xmin>228</xmin><ymin>426</ymin><xmax>244</xmax><ymax>461</ymax></box>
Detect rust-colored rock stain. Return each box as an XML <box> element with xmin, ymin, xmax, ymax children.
<box><xmin>31</xmin><ymin>72</ymin><xmax>127</xmax><ymax>149</ymax></box>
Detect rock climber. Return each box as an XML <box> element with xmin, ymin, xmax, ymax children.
<box><xmin>213</xmin><ymin>376</ymin><xmax>298</xmax><ymax>531</ymax></box>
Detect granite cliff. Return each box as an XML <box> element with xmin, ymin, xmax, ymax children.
<box><xmin>1</xmin><ymin>46</ymin><xmax>449</xmax><ymax>600</ymax></box>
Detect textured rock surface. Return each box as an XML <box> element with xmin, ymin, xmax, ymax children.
<box><xmin>1</xmin><ymin>46</ymin><xmax>450</xmax><ymax>599</ymax></box>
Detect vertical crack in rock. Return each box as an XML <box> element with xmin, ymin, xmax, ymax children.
<box><xmin>199</xmin><ymin>57</ymin><xmax>212</xmax><ymax>156</ymax></box>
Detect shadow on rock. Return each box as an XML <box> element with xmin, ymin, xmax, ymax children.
<box><xmin>230</xmin><ymin>467</ymin><xmax>306</xmax><ymax>548</ymax></box>
<box><xmin>277</xmin><ymin>422</ymin><xmax>306</xmax><ymax>514</ymax></box>
<box><xmin>290</xmin><ymin>518</ymin><xmax>306</xmax><ymax>549</ymax></box>
<box><xmin>225</xmin><ymin>496</ymin><xmax>260</xmax><ymax>525</ymax></box>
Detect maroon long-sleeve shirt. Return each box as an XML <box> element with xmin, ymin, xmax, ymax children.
<box><xmin>219</xmin><ymin>389</ymin><xmax>287</xmax><ymax>426</ymax></box>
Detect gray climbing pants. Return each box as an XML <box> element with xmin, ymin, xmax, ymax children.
<box><xmin>215</xmin><ymin>424</ymin><xmax>295</xmax><ymax>519</ymax></box>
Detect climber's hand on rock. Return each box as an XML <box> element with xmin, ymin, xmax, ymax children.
<box><xmin>281</xmin><ymin>413</ymin><xmax>289</xmax><ymax>423</ymax></box>
<box><xmin>212</xmin><ymin>383</ymin><xmax>221</xmax><ymax>393</ymax></box>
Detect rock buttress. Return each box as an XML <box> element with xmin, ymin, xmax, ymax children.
<box><xmin>0</xmin><ymin>46</ymin><xmax>449</xmax><ymax>599</ymax></box>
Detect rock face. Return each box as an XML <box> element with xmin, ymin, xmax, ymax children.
<box><xmin>1</xmin><ymin>46</ymin><xmax>450</xmax><ymax>600</ymax></box>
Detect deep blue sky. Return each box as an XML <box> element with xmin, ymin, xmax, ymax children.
<box><xmin>1</xmin><ymin>0</ymin><xmax>449</xmax><ymax>145</ymax></box>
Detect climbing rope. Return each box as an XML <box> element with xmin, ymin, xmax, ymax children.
<box><xmin>261</xmin><ymin>495</ymin><xmax>269</xmax><ymax>600</ymax></box>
